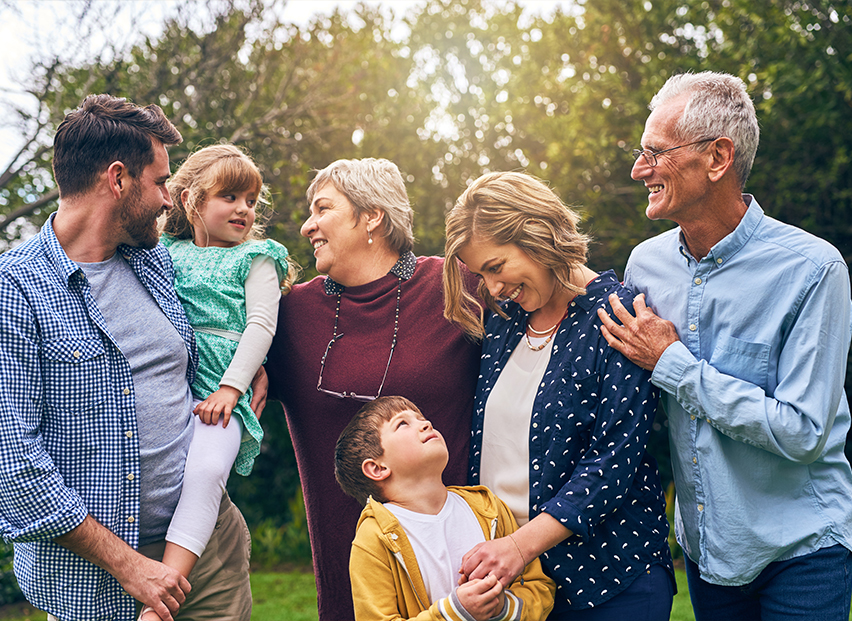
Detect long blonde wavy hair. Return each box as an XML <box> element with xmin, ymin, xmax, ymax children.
<box><xmin>443</xmin><ymin>171</ymin><xmax>590</xmax><ymax>340</ymax></box>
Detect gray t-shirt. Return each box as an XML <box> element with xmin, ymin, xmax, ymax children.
<box><xmin>79</xmin><ymin>252</ymin><xmax>194</xmax><ymax>545</ymax></box>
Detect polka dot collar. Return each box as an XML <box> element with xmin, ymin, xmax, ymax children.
<box><xmin>323</xmin><ymin>251</ymin><xmax>416</xmax><ymax>295</ymax></box>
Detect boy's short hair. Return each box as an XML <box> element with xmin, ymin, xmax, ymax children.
<box><xmin>335</xmin><ymin>396</ymin><xmax>423</xmax><ymax>505</ymax></box>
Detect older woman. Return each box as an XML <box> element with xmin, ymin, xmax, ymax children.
<box><xmin>443</xmin><ymin>172</ymin><xmax>674</xmax><ymax>620</ymax></box>
<box><xmin>265</xmin><ymin>158</ymin><xmax>480</xmax><ymax>621</ymax></box>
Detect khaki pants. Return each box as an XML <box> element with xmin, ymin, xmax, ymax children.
<box><xmin>49</xmin><ymin>493</ymin><xmax>252</xmax><ymax>621</ymax></box>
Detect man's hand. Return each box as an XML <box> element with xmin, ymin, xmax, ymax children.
<box><xmin>249</xmin><ymin>366</ymin><xmax>268</xmax><ymax>419</ymax></box>
<box><xmin>193</xmin><ymin>386</ymin><xmax>241</xmax><ymax>427</ymax></box>
<box><xmin>597</xmin><ymin>293</ymin><xmax>680</xmax><ymax>371</ymax></box>
<box><xmin>459</xmin><ymin>537</ymin><xmax>524</xmax><ymax>589</ymax></box>
<box><xmin>55</xmin><ymin>516</ymin><xmax>190</xmax><ymax>621</ymax></box>
<box><xmin>114</xmin><ymin>555</ymin><xmax>191</xmax><ymax>621</ymax></box>
<box><xmin>456</xmin><ymin>574</ymin><xmax>505</xmax><ymax>621</ymax></box>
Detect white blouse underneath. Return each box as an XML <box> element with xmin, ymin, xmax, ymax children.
<box><xmin>480</xmin><ymin>333</ymin><xmax>554</xmax><ymax>525</ymax></box>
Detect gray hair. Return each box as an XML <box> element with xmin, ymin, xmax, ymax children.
<box><xmin>650</xmin><ymin>71</ymin><xmax>759</xmax><ymax>189</ymax></box>
<box><xmin>306</xmin><ymin>158</ymin><xmax>415</xmax><ymax>254</ymax></box>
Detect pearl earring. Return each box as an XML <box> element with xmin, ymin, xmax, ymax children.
<box><xmin>368</xmin><ymin>230</ymin><xmax>373</xmax><ymax>245</ymax></box>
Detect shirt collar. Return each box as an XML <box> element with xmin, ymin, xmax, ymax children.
<box><xmin>677</xmin><ymin>194</ymin><xmax>764</xmax><ymax>266</ymax></box>
<box><xmin>323</xmin><ymin>251</ymin><xmax>416</xmax><ymax>295</ymax></box>
<box><xmin>41</xmin><ymin>213</ymin><xmax>84</xmax><ymax>286</ymax></box>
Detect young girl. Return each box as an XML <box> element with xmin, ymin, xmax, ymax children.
<box><xmin>141</xmin><ymin>144</ymin><xmax>296</xmax><ymax>621</ymax></box>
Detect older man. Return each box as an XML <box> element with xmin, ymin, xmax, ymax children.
<box><xmin>0</xmin><ymin>95</ymin><xmax>256</xmax><ymax>621</ymax></box>
<box><xmin>599</xmin><ymin>71</ymin><xmax>852</xmax><ymax>620</ymax></box>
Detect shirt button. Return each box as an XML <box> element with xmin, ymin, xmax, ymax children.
<box><xmin>127</xmin><ymin>516</ymin><xmax>135</xmax><ymax>523</ymax></box>
<box><xmin>692</xmin><ymin>457</ymin><xmax>697</xmax><ymax>464</ymax></box>
<box><xmin>125</xmin><ymin>430</ymin><xmax>133</xmax><ymax>438</ymax></box>
<box><xmin>532</xmin><ymin>423</ymin><xmax>538</xmax><ymax>429</ymax></box>
<box><xmin>694</xmin><ymin>277</ymin><xmax>702</xmax><ymax>285</ymax></box>
<box><xmin>73</xmin><ymin>350</ymin><xmax>81</xmax><ymax>359</ymax></box>
<box><xmin>697</xmin><ymin>504</ymin><xmax>704</xmax><ymax>512</ymax></box>
<box><xmin>127</xmin><ymin>473</ymin><xmax>135</xmax><ymax>481</ymax></box>
<box><xmin>690</xmin><ymin>415</ymin><xmax>696</xmax><ymax>421</ymax></box>
<box><xmin>689</xmin><ymin>324</ymin><xmax>697</xmax><ymax>331</ymax></box>
<box><xmin>533</xmin><ymin>465</ymin><xmax>540</xmax><ymax>470</ymax></box>
<box><xmin>716</xmin><ymin>258</ymin><xmax>723</xmax><ymax>264</ymax></box>
<box><xmin>123</xmin><ymin>388</ymin><xmax>131</xmax><ymax>395</ymax></box>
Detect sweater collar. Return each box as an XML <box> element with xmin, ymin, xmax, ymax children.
<box><xmin>323</xmin><ymin>251</ymin><xmax>416</xmax><ymax>295</ymax></box>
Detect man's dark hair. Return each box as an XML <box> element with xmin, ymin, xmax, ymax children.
<box><xmin>52</xmin><ymin>94</ymin><xmax>182</xmax><ymax>198</ymax></box>
<box><xmin>334</xmin><ymin>396</ymin><xmax>423</xmax><ymax>506</ymax></box>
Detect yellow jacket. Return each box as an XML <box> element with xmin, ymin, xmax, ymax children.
<box><xmin>349</xmin><ymin>485</ymin><xmax>555</xmax><ymax>621</ymax></box>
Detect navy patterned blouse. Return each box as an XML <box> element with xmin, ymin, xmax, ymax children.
<box><xmin>469</xmin><ymin>270</ymin><xmax>674</xmax><ymax>613</ymax></box>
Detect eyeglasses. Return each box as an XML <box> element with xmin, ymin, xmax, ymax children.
<box><xmin>316</xmin><ymin>279</ymin><xmax>401</xmax><ymax>402</ymax></box>
<box><xmin>632</xmin><ymin>138</ymin><xmax>718</xmax><ymax>167</ymax></box>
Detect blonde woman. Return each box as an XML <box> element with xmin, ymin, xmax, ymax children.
<box><xmin>443</xmin><ymin>172</ymin><xmax>674</xmax><ymax>620</ymax></box>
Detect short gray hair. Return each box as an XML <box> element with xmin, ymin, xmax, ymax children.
<box><xmin>307</xmin><ymin>158</ymin><xmax>415</xmax><ymax>254</ymax></box>
<box><xmin>650</xmin><ymin>71</ymin><xmax>759</xmax><ymax>189</ymax></box>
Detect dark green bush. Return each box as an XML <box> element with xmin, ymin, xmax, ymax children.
<box><xmin>0</xmin><ymin>539</ymin><xmax>23</xmax><ymax>606</ymax></box>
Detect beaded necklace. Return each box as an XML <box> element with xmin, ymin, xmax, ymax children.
<box><xmin>524</xmin><ymin>306</ymin><xmax>570</xmax><ymax>352</ymax></box>
<box><xmin>316</xmin><ymin>277</ymin><xmax>402</xmax><ymax>401</ymax></box>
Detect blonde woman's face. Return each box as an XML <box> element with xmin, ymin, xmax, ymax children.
<box><xmin>457</xmin><ymin>235</ymin><xmax>559</xmax><ymax>314</ymax></box>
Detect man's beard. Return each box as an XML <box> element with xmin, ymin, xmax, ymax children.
<box><xmin>119</xmin><ymin>182</ymin><xmax>161</xmax><ymax>249</ymax></box>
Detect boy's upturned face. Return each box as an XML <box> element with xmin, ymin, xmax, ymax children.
<box><xmin>378</xmin><ymin>409</ymin><xmax>448</xmax><ymax>477</ymax></box>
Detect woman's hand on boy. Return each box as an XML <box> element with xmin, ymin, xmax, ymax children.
<box><xmin>459</xmin><ymin>538</ymin><xmax>524</xmax><ymax>589</ymax></box>
<box><xmin>456</xmin><ymin>574</ymin><xmax>505</xmax><ymax>621</ymax></box>
<box><xmin>193</xmin><ymin>386</ymin><xmax>242</xmax><ymax>427</ymax></box>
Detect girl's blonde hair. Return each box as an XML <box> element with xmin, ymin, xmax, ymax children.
<box><xmin>163</xmin><ymin>143</ymin><xmax>299</xmax><ymax>293</ymax></box>
<box><xmin>443</xmin><ymin>171</ymin><xmax>590</xmax><ymax>340</ymax></box>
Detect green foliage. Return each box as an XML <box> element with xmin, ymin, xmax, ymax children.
<box><xmin>0</xmin><ymin>540</ymin><xmax>23</xmax><ymax>606</ymax></box>
<box><xmin>226</xmin><ymin>400</ymin><xmax>311</xmax><ymax>566</ymax></box>
<box><xmin>248</xmin><ymin>491</ymin><xmax>312</xmax><ymax>569</ymax></box>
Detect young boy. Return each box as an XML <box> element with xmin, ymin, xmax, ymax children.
<box><xmin>335</xmin><ymin>396</ymin><xmax>555</xmax><ymax>621</ymax></box>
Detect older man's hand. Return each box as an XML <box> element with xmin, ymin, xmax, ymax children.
<box><xmin>597</xmin><ymin>293</ymin><xmax>679</xmax><ymax>371</ymax></box>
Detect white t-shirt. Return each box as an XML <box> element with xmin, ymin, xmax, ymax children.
<box><xmin>480</xmin><ymin>334</ymin><xmax>554</xmax><ymax>525</ymax></box>
<box><xmin>384</xmin><ymin>491</ymin><xmax>485</xmax><ymax>603</ymax></box>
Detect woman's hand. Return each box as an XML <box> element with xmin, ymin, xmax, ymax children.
<box><xmin>459</xmin><ymin>538</ymin><xmax>525</xmax><ymax>588</ymax></box>
<box><xmin>193</xmin><ymin>386</ymin><xmax>241</xmax><ymax>427</ymax></box>
<box><xmin>456</xmin><ymin>574</ymin><xmax>505</xmax><ymax>621</ymax></box>
<box><xmin>249</xmin><ymin>366</ymin><xmax>269</xmax><ymax>418</ymax></box>
<box><xmin>461</xmin><ymin>513</ymin><xmax>572</xmax><ymax>588</ymax></box>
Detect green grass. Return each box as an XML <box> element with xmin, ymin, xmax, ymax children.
<box><xmin>1</xmin><ymin>568</ymin><xmax>849</xmax><ymax>620</ymax></box>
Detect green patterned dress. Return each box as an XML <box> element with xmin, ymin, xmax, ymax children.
<box><xmin>162</xmin><ymin>234</ymin><xmax>290</xmax><ymax>475</ymax></box>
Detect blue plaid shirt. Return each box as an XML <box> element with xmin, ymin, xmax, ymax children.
<box><xmin>0</xmin><ymin>215</ymin><xmax>197</xmax><ymax>620</ymax></box>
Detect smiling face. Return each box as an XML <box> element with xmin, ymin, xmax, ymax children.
<box><xmin>300</xmin><ymin>183</ymin><xmax>368</xmax><ymax>283</ymax></box>
<box><xmin>632</xmin><ymin>94</ymin><xmax>713</xmax><ymax>225</ymax></box>
<box><xmin>118</xmin><ymin>141</ymin><xmax>173</xmax><ymax>249</ymax></box>
<box><xmin>377</xmin><ymin>409</ymin><xmax>448</xmax><ymax>479</ymax></box>
<box><xmin>457</xmin><ymin>235</ymin><xmax>560</xmax><ymax>314</ymax></box>
<box><xmin>192</xmin><ymin>189</ymin><xmax>257</xmax><ymax>247</ymax></box>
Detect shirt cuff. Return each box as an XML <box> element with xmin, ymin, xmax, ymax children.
<box><xmin>651</xmin><ymin>340</ymin><xmax>695</xmax><ymax>395</ymax></box>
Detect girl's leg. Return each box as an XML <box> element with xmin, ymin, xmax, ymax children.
<box><xmin>166</xmin><ymin>413</ymin><xmax>243</xmax><ymax>569</ymax></box>
<box><xmin>140</xmin><ymin>413</ymin><xmax>242</xmax><ymax>620</ymax></box>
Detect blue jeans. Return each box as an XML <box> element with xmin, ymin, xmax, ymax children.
<box><xmin>550</xmin><ymin>563</ymin><xmax>675</xmax><ymax>620</ymax></box>
<box><xmin>685</xmin><ymin>544</ymin><xmax>852</xmax><ymax>621</ymax></box>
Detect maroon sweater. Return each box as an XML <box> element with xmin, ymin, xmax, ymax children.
<box><xmin>266</xmin><ymin>256</ymin><xmax>481</xmax><ymax>621</ymax></box>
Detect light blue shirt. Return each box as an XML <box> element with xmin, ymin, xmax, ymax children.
<box><xmin>625</xmin><ymin>195</ymin><xmax>852</xmax><ymax>586</ymax></box>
